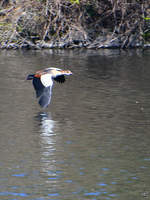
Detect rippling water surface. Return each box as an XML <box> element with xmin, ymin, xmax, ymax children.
<box><xmin>0</xmin><ymin>49</ymin><xmax>150</xmax><ymax>200</ymax></box>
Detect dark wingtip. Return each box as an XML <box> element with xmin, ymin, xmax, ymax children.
<box><xmin>54</xmin><ymin>75</ymin><xmax>65</xmax><ymax>83</ymax></box>
<box><xmin>26</xmin><ymin>74</ymin><xmax>34</xmax><ymax>80</ymax></box>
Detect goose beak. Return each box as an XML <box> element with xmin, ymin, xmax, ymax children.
<box><xmin>67</xmin><ymin>70</ymin><xmax>73</xmax><ymax>75</ymax></box>
<box><xmin>61</xmin><ymin>70</ymin><xmax>73</xmax><ymax>75</ymax></box>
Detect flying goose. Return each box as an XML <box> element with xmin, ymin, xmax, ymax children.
<box><xmin>27</xmin><ymin>67</ymin><xmax>72</xmax><ymax>108</ymax></box>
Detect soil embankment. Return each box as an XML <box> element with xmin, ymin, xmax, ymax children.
<box><xmin>0</xmin><ymin>0</ymin><xmax>150</xmax><ymax>49</ymax></box>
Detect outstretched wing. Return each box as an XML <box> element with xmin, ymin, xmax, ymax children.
<box><xmin>33</xmin><ymin>77</ymin><xmax>45</xmax><ymax>98</ymax></box>
<box><xmin>32</xmin><ymin>77</ymin><xmax>52</xmax><ymax>108</ymax></box>
<box><xmin>38</xmin><ymin>86</ymin><xmax>52</xmax><ymax>108</ymax></box>
<box><xmin>54</xmin><ymin>75</ymin><xmax>65</xmax><ymax>83</ymax></box>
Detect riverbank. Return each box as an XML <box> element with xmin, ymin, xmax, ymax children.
<box><xmin>0</xmin><ymin>0</ymin><xmax>150</xmax><ymax>49</ymax></box>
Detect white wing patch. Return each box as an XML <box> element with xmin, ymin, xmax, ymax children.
<box><xmin>41</xmin><ymin>74</ymin><xmax>53</xmax><ymax>87</ymax></box>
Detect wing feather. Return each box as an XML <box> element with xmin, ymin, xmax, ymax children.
<box><xmin>33</xmin><ymin>77</ymin><xmax>45</xmax><ymax>98</ymax></box>
<box><xmin>32</xmin><ymin>77</ymin><xmax>52</xmax><ymax>108</ymax></box>
<box><xmin>38</xmin><ymin>86</ymin><xmax>52</xmax><ymax>108</ymax></box>
<box><xmin>54</xmin><ymin>75</ymin><xmax>65</xmax><ymax>83</ymax></box>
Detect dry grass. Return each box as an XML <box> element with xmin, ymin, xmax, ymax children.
<box><xmin>0</xmin><ymin>0</ymin><xmax>150</xmax><ymax>48</ymax></box>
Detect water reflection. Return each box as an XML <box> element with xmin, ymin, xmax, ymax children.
<box><xmin>35</xmin><ymin>112</ymin><xmax>61</xmax><ymax>196</ymax></box>
<box><xmin>35</xmin><ymin>112</ymin><xmax>57</xmax><ymax>170</ymax></box>
<box><xmin>37</xmin><ymin>112</ymin><xmax>56</xmax><ymax>136</ymax></box>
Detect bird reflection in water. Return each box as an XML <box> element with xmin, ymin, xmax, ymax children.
<box><xmin>35</xmin><ymin>112</ymin><xmax>58</xmax><ymax>175</ymax></box>
<box><xmin>37</xmin><ymin>112</ymin><xmax>56</xmax><ymax>136</ymax></box>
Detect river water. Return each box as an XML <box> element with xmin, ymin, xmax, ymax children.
<box><xmin>0</xmin><ymin>49</ymin><xmax>150</xmax><ymax>200</ymax></box>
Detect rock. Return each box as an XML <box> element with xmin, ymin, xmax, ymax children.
<box><xmin>98</xmin><ymin>36</ymin><xmax>121</xmax><ymax>48</ymax></box>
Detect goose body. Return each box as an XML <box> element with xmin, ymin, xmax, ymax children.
<box><xmin>27</xmin><ymin>67</ymin><xmax>72</xmax><ymax>108</ymax></box>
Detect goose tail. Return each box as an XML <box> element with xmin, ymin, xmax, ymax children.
<box><xmin>26</xmin><ymin>74</ymin><xmax>35</xmax><ymax>80</ymax></box>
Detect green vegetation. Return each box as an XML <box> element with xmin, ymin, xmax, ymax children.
<box><xmin>143</xmin><ymin>17</ymin><xmax>150</xmax><ymax>42</ymax></box>
<box><xmin>69</xmin><ymin>0</ymin><xmax>79</xmax><ymax>4</ymax></box>
<box><xmin>144</xmin><ymin>18</ymin><xmax>150</xmax><ymax>21</ymax></box>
